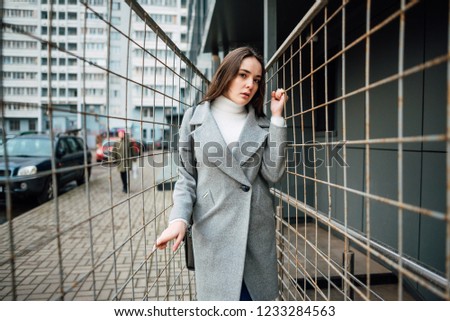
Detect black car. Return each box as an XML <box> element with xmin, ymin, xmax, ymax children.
<box><xmin>0</xmin><ymin>133</ymin><xmax>92</xmax><ymax>204</ymax></box>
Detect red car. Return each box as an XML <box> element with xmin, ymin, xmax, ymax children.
<box><xmin>96</xmin><ymin>137</ymin><xmax>142</xmax><ymax>163</ymax></box>
<box><xmin>96</xmin><ymin>137</ymin><xmax>119</xmax><ymax>162</ymax></box>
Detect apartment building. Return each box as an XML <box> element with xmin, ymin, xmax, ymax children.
<box><xmin>2</xmin><ymin>1</ymin><xmax>41</xmax><ymax>137</ymax></box>
<box><xmin>127</xmin><ymin>0</ymin><xmax>189</xmax><ymax>146</ymax></box>
<box><xmin>1</xmin><ymin>0</ymin><xmax>188</xmax><ymax>148</ymax></box>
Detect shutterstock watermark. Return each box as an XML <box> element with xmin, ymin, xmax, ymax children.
<box><xmin>286</xmin><ymin>132</ymin><xmax>348</xmax><ymax>169</ymax></box>
<box><xmin>100</xmin><ymin>131</ymin><xmax>347</xmax><ymax>169</ymax></box>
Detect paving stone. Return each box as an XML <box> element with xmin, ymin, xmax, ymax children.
<box><xmin>0</xmin><ymin>157</ymin><xmax>189</xmax><ymax>301</ymax></box>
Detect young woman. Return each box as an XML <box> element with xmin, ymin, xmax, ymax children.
<box><xmin>156</xmin><ymin>47</ymin><xmax>287</xmax><ymax>301</ymax></box>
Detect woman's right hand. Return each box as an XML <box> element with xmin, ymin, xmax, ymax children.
<box><xmin>155</xmin><ymin>221</ymin><xmax>187</xmax><ymax>251</ymax></box>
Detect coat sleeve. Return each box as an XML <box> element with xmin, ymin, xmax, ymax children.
<box><xmin>260</xmin><ymin>121</ymin><xmax>287</xmax><ymax>184</ymax></box>
<box><xmin>169</xmin><ymin>107</ymin><xmax>197</xmax><ymax>223</ymax></box>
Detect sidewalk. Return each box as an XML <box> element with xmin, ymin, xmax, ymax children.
<box><xmin>0</xmin><ymin>152</ymin><xmax>195</xmax><ymax>301</ymax></box>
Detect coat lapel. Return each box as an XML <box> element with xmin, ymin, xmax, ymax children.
<box><xmin>190</xmin><ymin>102</ymin><xmax>251</xmax><ymax>186</ymax></box>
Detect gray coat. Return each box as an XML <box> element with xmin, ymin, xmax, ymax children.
<box><xmin>170</xmin><ymin>101</ymin><xmax>287</xmax><ymax>301</ymax></box>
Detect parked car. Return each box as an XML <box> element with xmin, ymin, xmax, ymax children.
<box><xmin>0</xmin><ymin>133</ymin><xmax>92</xmax><ymax>204</ymax></box>
<box><xmin>96</xmin><ymin>137</ymin><xmax>120</xmax><ymax>162</ymax></box>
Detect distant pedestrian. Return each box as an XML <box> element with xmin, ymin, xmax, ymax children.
<box><xmin>114</xmin><ymin>130</ymin><xmax>137</xmax><ymax>193</ymax></box>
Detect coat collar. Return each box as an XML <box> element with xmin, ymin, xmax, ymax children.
<box><xmin>189</xmin><ymin>101</ymin><xmax>269</xmax><ymax>185</ymax></box>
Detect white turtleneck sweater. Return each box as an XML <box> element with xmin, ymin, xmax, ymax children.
<box><xmin>211</xmin><ymin>95</ymin><xmax>248</xmax><ymax>145</ymax></box>
<box><xmin>211</xmin><ymin>95</ymin><xmax>285</xmax><ymax>145</ymax></box>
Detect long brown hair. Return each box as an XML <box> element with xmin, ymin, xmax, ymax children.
<box><xmin>200</xmin><ymin>47</ymin><xmax>266</xmax><ymax>117</ymax></box>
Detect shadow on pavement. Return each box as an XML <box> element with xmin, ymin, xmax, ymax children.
<box><xmin>0</xmin><ymin>182</ymin><xmax>78</xmax><ymax>225</ymax></box>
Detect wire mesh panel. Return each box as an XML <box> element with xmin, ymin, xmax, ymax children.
<box><xmin>1</xmin><ymin>0</ymin><xmax>207</xmax><ymax>300</ymax></box>
<box><xmin>265</xmin><ymin>0</ymin><xmax>450</xmax><ymax>301</ymax></box>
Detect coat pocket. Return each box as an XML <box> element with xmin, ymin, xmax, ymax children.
<box><xmin>194</xmin><ymin>189</ymin><xmax>215</xmax><ymax>219</ymax></box>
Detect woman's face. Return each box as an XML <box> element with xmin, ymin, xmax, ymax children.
<box><xmin>224</xmin><ymin>56</ymin><xmax>262</xmax><ymax>106</ymax></box>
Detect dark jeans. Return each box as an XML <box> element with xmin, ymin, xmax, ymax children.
<box><xmin>240</xmin><ymin>281</ymin><xmax>252</xmax><ymax>301</ymax></box>
<box><xmin>120</xmin><ymin>171</ymin><xmax>128</xmax><ymax>192</ymax></box>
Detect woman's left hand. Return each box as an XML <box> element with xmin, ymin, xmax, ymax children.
<box><xmin>270</xmin><ymin>88</ymin><xmax>288</xmax><ymax>117</ymax></box>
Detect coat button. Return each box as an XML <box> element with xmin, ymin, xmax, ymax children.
<box><xmin>241</xmin><ymin>185</ymin><xmax>250</xmax><ymax>192</ymax></box>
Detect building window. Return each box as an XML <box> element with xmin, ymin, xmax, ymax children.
<box><xmin>10</xmin><ymin>120</ymin><xmax>20</xmax><ymax>132</ymax></box>
<box><xmin>67</xmin><ymin>43</ymin><xmax>77</xmax><ymax>51</ymax></box>
<box><xmin>142</xmin><ymin>107</ymin><xmax>154</xmax><ymax>117</ymax></box>
<box><xmin>68</xmin><ymin>88</ymin><xmax>77</xmax><ymax>97</ymax></box>
<box><xmin>3</xmin><ymin>72</ymin><xmax>37</xmax><ymax>80</ymax></box>
<box><xmin>89</xmin><ymin>0</ymin><xmax>105</xmax><ymax>5</ymax></box>
<box><xmin>41</xmin><ymin>58</ymin><xmax>57</xmax><ymax>65</ymax></box>
<box><xmin>110</xmin><ymin>31</ymin><xmax>120</xmax><ymax>40</ymax></box>
<box><xmin>42</xmin><ymin>73</ymin><xmax>56</xmax><ymax>81</ymax></box>
<box><xmin>68</xmin><ymin>27</ymin><xmax>77</xmax><ymax>35</ymax></box>
<box><xmin>29</xmin><ymin>119</ymin><xmax>36</xmax><ymax>131</ymax></box>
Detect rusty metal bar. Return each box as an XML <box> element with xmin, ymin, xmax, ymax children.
<box><xmin>364</xmin><ymin>0</ymin><xmax>372</xmax><ymax>300</ymax></box>
<box><xmin>396</xmin><ymin>0</ymin><xmax>406</xmax><ymax>301</ymax></box>
<box><xmin>446</xmin><ymin>0</ymin><xmax>450</xmax><ymax>300</ymax></box>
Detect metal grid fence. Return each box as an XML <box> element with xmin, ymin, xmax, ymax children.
<box><xmin>266</xmin><ymin>0</ymin><xmax>450</xmax><ymax>300</ymax></box>
<box><xmin>1</xmin><ymin>0</ymin><xmax>207</xmax><ymax>300</ymax></box>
